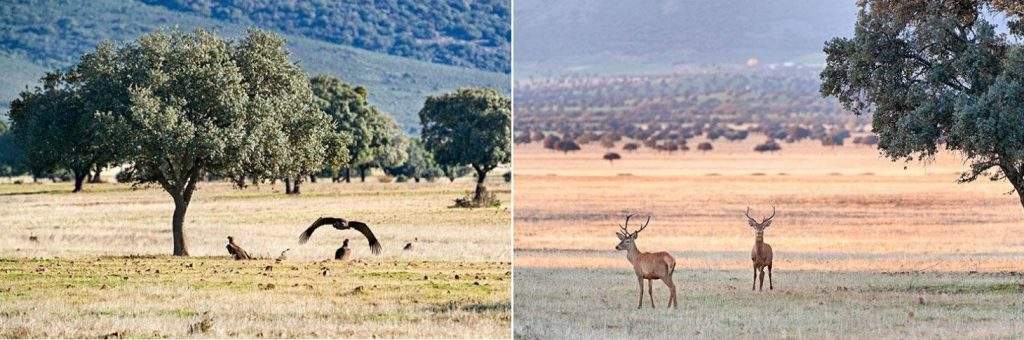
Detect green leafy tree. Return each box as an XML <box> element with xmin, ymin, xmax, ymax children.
<box><xmin>230</xmin><ymin>30</ymin><xmax>343</xmax><ymax>195</ymax></box>
<box><xmin>0</xmin><ymin>122</ymin><xmax>26</xmax><ymax>179</ymax></box>
<box><xmin>391</xmin><ymin>138</ymin><xmax>443</xmax><ymax>182</ymax></box>
<box><xmin>822</xmin><ymin>0</ymin><xmax>1024</xmax><ymax>209</ymax></box>
<box><xmin>420</xmin><ymin>87</ymin><xmax>510</xmax><ymax>202</ymax></box>
<box><xmin>8</xmin><ymin>71</ymin><xmax>114</xmax><ymax>192</ymax></box>
<box><xmin>310</xmin><ymin>74</ymin><xmax>401</xmax><ymax>182</ymax></box>
<box><xmin>91</xmin><ymin>28</ymin><xmax>330</xmax><ymax>256</ymax></box>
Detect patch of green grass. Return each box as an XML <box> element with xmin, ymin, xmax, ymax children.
<box><xmin>0</xmin><ymin>256</ymin><xmax>511</xmax><ymax>338</ymax></box>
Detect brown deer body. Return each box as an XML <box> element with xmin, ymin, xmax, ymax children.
<box><xmin>745</xmin><ymin>207</ymin><xmax>776</xmax><ymax>291</ymax></box>
<box><xmin>615</xmin><ymin>214</ymin><xmax>677</xmax><ymax>309</ymax></box>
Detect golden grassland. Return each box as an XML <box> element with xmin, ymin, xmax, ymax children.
<box><xmin>0</xmin><ymin>176</ymin><xmax>511</xmax><ymax>338</ymax></box>
<box><xmin>513</xmin><ymin>140</ymin><xmax>1024</xmax><ymax>338</ymax></box>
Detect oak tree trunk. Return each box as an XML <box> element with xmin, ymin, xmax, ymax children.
<box><xmin>473</xmin><ymin>166</ymin><xmax>487</xmax><ymax>202</ymax></box>
<box><xmin>72</xmin><ymin>169</ymin><xmax>87</xmax><ymax>193</ymax></box>
<box><xmin>171</xmin><ymin>195</ymin><xmax>190</xmax><ymax>256</ymax></box>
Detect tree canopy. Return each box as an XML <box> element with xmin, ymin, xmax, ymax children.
<box><xmin>310</xmin><ymin>74</ymin><xmax>405</xmax><ymax>182</ymax></box>
<box><xmin>420</xmin><ymin>87</ymin><xmax>510</xmax><ymax>203</ymax></box>
<box><xmin>8</xmin><ymin>70</ymin><xmax>113</xmax><ymax>191</ymax></box>
<box><xmin>821</xmin><ymin>0</ymin><xmax>1024</xmax><ymax>208</ymax></box>
<box><xmin>84</xmin><ymin>28</ymin><xmax>333</xmax><ymax>255</ymax></box>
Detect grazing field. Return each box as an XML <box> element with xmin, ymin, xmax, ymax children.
<box><xmin>513</xmin><ymin>140</ymin><xmax>1024</xmax><ymax>338</ymax></box>
<box><xmin>0</xmin><ymin>177</ymin><xmax>511</xmax><ymax>338</ymax></box>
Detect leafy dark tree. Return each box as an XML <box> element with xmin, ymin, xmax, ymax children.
<box><xmin>754</xmin><ymin>139</ymin><xmax>782</xmax><ymax>153</ymax></box>
<box><xmin>0</xmin><ymin>123</ymin><xmax>26</xmax><ymax>179</ymax></box>
<box><xmin>821</xmin><ymin>0</ymin><xmax>1024</xmax><ymax>209</ymax></box>
<box><xmin>698</xmin><ymin>142</ymin><xmax>714</xmax><ymax>152</ymax></box>
<box><xmin>542</xmin><ymin>135</ymin><xmax>561</xmax><ymax>150</ymax></box>
<box><xmin>390</xmin><ymin>138</ymin><xmax>443</xmax><ymax>182</ymax></box>
<box><xmin>623</xmin><ymin>142</ymin><xmax>640</xmax><ymax>152</ymax></box>
<box><xmin>557</xmin><ymin>139</ymin><xmax>581</xmax><ymax>153</ymax></box>
<box><xmin>91</xmin><ymin>28</ymin><xmax>331</xmax><ymax>256</ymax></box>
<box><xmin>603</xmin><ymin>152</ymin><xmax>621</xmax><ymax>164</ymax></box>
<box><xmin>230</xmin><ymin>31</ymin><xmax>343</xmax><ymax>195</ymax></box>
<box><xmin>310</xmin><ymin>74</ymin><xmax>401</xmax><ymax>183</ymax></box>
<box><xmin>420</xmin><ymin>88</ymin><xmax>511</xmax><ymax>203</ymax></box>
<box><xmin>8</xmin><ymin>70</ymin><xmax>114</xmax><ymax>192</ymax></box>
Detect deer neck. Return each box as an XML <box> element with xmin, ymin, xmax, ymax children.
<box><xmin>625</xmin><ymin>243</ymin><xmax>641</xmax><ymax>263</ymax></box>
<box><xmin>755</xmin><ymin>231</ymin><xmax>764</xmax><ymax>245</ymax></box>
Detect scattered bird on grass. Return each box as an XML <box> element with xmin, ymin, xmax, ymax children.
<box><xmin>28</xmin><ymin>235</ymin><xmax>38</xmax><ymax>242</ymax></box>
<box><xmin>298</xmin><ymin>217</ymin><xmax>382</xmax><ymax>255</ymax></box>
<box><xmin>275</xmin><ymin>248</ymin><xmax>290</xmax><ymax>263</ymax></box>
<box><xmin>225</xmin><ymin>236</ymin><xmax>251</xmax><ymax>260</ymax></box>
<box><xmin>335</xmin><ymin>239</ymin><xmax>351</xmax><ymax>260</ymax></box>
<box><xmin>403</xmin><ymin>243</ymin><xmax>413</xmax><ymax>251</ymax></box>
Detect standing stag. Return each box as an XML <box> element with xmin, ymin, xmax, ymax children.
<box><xmin>615</xmin><ymin>214</ymin><xmax>677</xmax><ymax>309</ymax></box>
<box><xmin>745</xmin><ymin>206</ymin><xmax>776</xmax><ymax>291</ymax></box>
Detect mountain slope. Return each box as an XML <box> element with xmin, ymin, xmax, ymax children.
<box><xmin>140</xmin><ymin>0</ymin><xmax>511</xmax><ymax>73</ymax></box>
<box><xmin>0</xmin><ymin>0</ymin><xmax>509</xmax><ymax>132</ymax></box>
<box><xmin>514</xmin><ymin>0</ymin><xmax>858</xmax><ymax>75</ymax></box>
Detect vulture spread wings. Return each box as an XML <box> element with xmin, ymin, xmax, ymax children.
<box><xmin>298</xmin><ymin>217</ymin><xmax>382</xmax><ymax>255</ymax></box>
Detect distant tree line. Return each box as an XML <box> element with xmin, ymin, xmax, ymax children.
<box><xmin>514</xmin><ymin>68</ymin><xmax>880</xmax><ymax>155</ymax></box>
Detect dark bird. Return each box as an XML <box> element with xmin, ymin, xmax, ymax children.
<box><xmin>299</xmin><ymin>217</ymin><xmax>382</xmax><ymax>255</ymax></box>
<box><xmin>335</xmin><ymin>239</ymin><xmax>351</xmax><ymax>260</ymax></box>
<box><xmin>226</xmin><ymin>236</ymin><xmax>251</xmax><ymax>260</ymax></box>
<box><xmin>403</xmin><ymin>237</ymin><xmax>418</xmax><ymax>251</ymax></box>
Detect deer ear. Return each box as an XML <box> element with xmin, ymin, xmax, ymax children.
<box><xmin>763</xmin><ymin>220</ymin><xmax>773</xmax><ymax>229</ymax></box>
<box><xmin>615</xmin><ymin>232</ymin><xmax>624</xmax><ymax>240</ymax></box>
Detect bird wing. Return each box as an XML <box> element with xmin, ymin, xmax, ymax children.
<box><xmin>299</xmin><ymin>217</ymin><xmax>341</xmax><ymax>244</ymax></box>
<box><xmin>226</xmin><ymin>244</ymin><xmax>238</xmax><ymax>256</ymax></box>
<box><xmin>348</xmin><ymin>221</ymin><xmax>382</xmax><ymax>255</ymax></box>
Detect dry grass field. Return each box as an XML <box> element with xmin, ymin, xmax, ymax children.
<box><xmin>0</xmin><ymin>176</ymin><xmax>511</xmax><ymax>338</ymax></box>
<box><xmin>513</xmin><ymin>140</ymin><xmax>1024</xmax><ymax>338</ymax></box>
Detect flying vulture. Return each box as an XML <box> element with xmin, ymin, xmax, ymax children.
<box><xmin>226</xmin><ymin>236</ymin><xmax>251</xmax><ymax>260</ymax></box>
<box><xmin>299</xmin><ymin>217</ymin><xmax>382</xmax><ymax>255</ymax></box>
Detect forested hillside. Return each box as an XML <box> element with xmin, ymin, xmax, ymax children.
<box><xmin>141</xmin><ymin>0</ymin><xmax>511</xmax><ymax>73</ymax></box>
<box><xmin>0</xmin><ymin>0</ymin><xmax>509</xmax><ymax>132</ymax></box>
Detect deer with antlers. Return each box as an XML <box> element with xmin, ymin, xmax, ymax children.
<box><xmin>615</xmin><ymin>214</ymin><xmax>677</xmax><ymax>309</ymax></box>
<box><xmin>745</xmin><ymin>206</ymin><xmax>776</xmax><ymax>291</ymax></box>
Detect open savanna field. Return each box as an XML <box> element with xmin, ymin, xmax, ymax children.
<box><xmin>514</xmin><ymin>141</ymin><xmax>1024</xmax><ymax>338</ymax></box>
<box><xmin>0</xmin><ymin>176</ymin><xmax>511</xmax><ymax>338</ymax></box>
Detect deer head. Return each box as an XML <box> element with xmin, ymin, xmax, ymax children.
<box><xmin>615</xmin><ymin>213</ymin><xmax>650</xmax><ymax>250</ymax></box>
<box><xmin>744</xmin><ymin>206</ymin><xmax>776</xmax><ymax>232</ymax></box>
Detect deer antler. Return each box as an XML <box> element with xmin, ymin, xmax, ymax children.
<box><xmin>632</xmin><ymin>215</ymin><xmax>651</xmax><ymax>237</ymax></box>
<box><xmin>744</xmin><ymin>207</ymin><xmax>758</xmax><ymax>224</ymax></box>
<box><xmin>762</xmin><ymin>206</ymin><xmax>776</xmax><ymax>223</ymax></box>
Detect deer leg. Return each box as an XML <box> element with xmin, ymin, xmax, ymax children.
<box><xmin>648</xmin><ymin>279</ymin><xmax>655</xmax><ymax>308</ymax></box>
<box><xmin>758</xmin><ymin>267</ymin><xmax>765</xmax><ymax>291</ymax></box>
<box><xmin>752</xmin><ymin>266</ymin><xmax>758</xmax><ymax>291</ymax></box>
<box><xmin>637</xmin><ymin>278</ymin><xmax>644</xmax><ymax>309</ymax></box>
<box><xmin>768</xmin><ymin>264</ymin><xmax>773</xmax><ymax>290</ymax></box>
<box><xmin>664</xmin><ymin>278</ymin><xmax>677</xmax><ymax>309</ymax></box>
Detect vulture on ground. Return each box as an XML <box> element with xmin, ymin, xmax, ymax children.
<box><xmin>226</xmin><ymin>236</ymin><xmax>251</xmax><ymax>260</ymax></box>
<box><xmin>335</xmin><ymin>239</ymin><xmax>350</xmax><ymax>260</ymax></box>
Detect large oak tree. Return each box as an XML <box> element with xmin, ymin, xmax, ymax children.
<box><xmin>822</xmin><ymin>0</ymin><xmax>1024</xmax><ymax>210</ymax></box>
<box><xmin>87</xmin><ymin>28</ymin><xmax>334</xmax><ymax>255</ymax></box>
<box><xmin>419</xmin><ymin>87</ymin><xmax>510</xmax><ymax>203</ymax></box>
